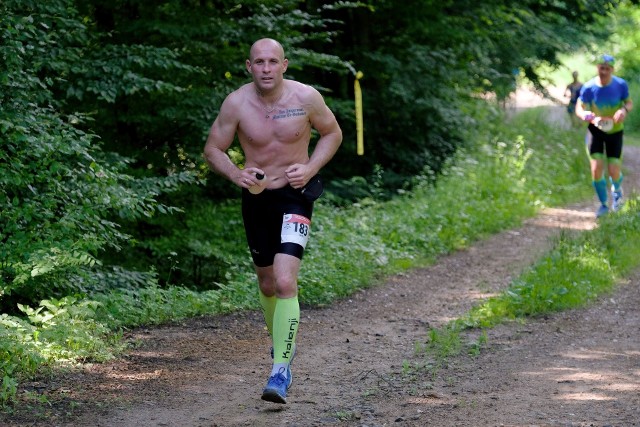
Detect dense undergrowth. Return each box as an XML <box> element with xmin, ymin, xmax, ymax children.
<box><xmin>0</xmin><ymin>106</ymin><xmax>603</xmax><ymax>406</ymax></box>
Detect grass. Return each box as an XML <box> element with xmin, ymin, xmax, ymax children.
<box><xmin>625</xmin><ymin>131</ymin><xmax>640</xmax><ymax>147</ymax></box>
<box><xmin>422</xmin><ymin>198</ymin><xmax>640</xmax><ymax>365</ymax></box>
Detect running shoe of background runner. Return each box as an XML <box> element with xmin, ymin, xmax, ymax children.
<box><xmin>596</xmin><ymin>204</ymin><xmax>609</xmax><ymax>218</ymax></box>
<box><xmin>612</xmin><ymin>188</ymin><xmax>623</xmax><ymax>212</ymax></box>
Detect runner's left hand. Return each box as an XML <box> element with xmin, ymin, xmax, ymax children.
<box><xmin>285</xmin><ymin>164</ymin><xmax>313</xmax><ymax>189</ymax></box>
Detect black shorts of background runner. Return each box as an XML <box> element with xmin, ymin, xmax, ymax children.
<box><xmin>242</xmin><ymin>181</ymin><xmax>318</xmax><ymax>267</ymax></box>
<box><xmin>586</xmin><ymin>125</ymin><xmax>623</xmax><ymax>159</ymax></box>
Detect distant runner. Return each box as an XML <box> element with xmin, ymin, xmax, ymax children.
<box><xmin>575</xmin><ymin>54</ymin><xmax>633</xmax><ymax>218</ymax></box>
<box><xmin>565</xmin><ymin>71</ymin><xmax>582</xmax><ymax>126</ymax></box>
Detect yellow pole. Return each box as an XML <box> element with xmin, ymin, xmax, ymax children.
<box><xmin>354</xmin><ymin>71</ymin><xmax>364</xmax><ymax>155</ymax></box>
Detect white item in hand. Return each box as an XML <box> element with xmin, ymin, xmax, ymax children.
<box><xmin>248</xmin><ymin>173</ymin><xmax>267</xmax><ymax>194</ymax></box>
<box><xmin>594</xmin><ymin>117</ymin><xmax>614</xmax><ymax>132</ymax></box>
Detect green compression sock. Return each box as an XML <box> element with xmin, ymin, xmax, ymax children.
<box><xmin>593</xmin><ymin>179</ymin><xmax>608</xmax><ymax>205</ymax></box>
<box><xmin>272</xmin><ymin>296</ymin><xmax>299</xmax><ymax>366</ymax></box>
<box><xmin>259</xmin><ymin>291</ymin><xmax>276</xmax><ymax>336</ymax></box>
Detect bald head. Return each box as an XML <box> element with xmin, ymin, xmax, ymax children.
<box><xmin>249</xmin><ymin>38</ymin><xmax>285</xmax><ymax>62</ymax></box>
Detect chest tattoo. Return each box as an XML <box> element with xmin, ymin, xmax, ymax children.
<box><xmin>270</xmin><ymin>108</ymin><xmax>306</xmax><ymax>120</ymax></box>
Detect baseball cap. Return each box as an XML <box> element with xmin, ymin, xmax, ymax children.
<box><xmin>597</xmin><ymin>54</ymin><xmax>615</xmax><ymax>66</ymax></box>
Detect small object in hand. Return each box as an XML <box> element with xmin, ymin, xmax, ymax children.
<box><xmin>249</xmin><ymin>173</ymin><xmax>266</xmax><ymax>194</ymax></box>
<box><xmin>594</xmin><ymin>117</ymin><xmax>614</xmax><ymax>132</ymax></box>
<box><xmin>583</xmin><ymin>111</ymin><xmax>595</xmax><ymax>122</ymax></box>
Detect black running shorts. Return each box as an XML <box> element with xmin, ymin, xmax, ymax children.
<box><xmin>586</xmin><ymin>125</ymin><xmax>623</xmax><ymax>160</ymax></box>
<box><xmin>241</xmin><ymin>177</ymin><xmax>322</xmax><ymax>267</ymax></box>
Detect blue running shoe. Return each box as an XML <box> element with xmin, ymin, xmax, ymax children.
<box><xmin>612</xmin><ymin>190</ymin><xmax>623</xmax><ymax>212</ymax></box>
<box><xmin>270</xmin><ymin>346</ymin><xmax>296</xmax><ymax>389</ymax></box>
<box><xmin>596</xmin><ymin>204</ymin><xmax>609</xmax><ymax>218</ymax></box>
<box><xmin>261</xmin><ymin>367</ymin><xmax>288</xmax><ymax>404</ymax></box>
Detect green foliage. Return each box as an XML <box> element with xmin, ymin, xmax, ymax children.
<box><xmin>7</xmin><ymin>0</ymin><xmax>631</xmax><ymax>291</ymax></box>
<box><xmin>603</xmin><ymin>4</ymin><xmax>640</xmax><ymax>133</ymax></box>
<box><xmin>116</xmin><ymin>198</ymin><xmax>250</xmax><ymax>289</ymax></box>
<box><xmin>426</xmin><ymin>325</ymin><xmax>462</xmax><ymax>361</ymax></box>
<box><xmin>0</xmin><ymin>1</ymin><xmax>195</xmax><ymax>309</ymax></box>
<box><xmin>1</xmin><ymin>296</ymin><xmax>122</xmax><ymax>406</ymax></box>
<box><xmin>92</xmin><ymin>284</ymin><xmax>229</xmax><ymax>329</ymax></box>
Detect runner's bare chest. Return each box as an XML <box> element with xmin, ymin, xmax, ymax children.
<box><xmin>239</xmin><ymin>103</ymin><xmax>312</xmax><ymax>146</ymax></box>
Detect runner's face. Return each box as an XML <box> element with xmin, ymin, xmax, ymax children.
<box><xmin>246</xmin><ymin>42</ymin><xmax>288</xmax><ymax>93</ymax></box>
<box><xmin>597</xmin><ymin>64</ymin><xmax>613</xmax><ymax>81</ymax></box>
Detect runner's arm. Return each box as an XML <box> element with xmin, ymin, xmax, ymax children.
<box><xmin>615</xmin><ymin>98</ymin><xmax>633</xmax><ymax>123</ymax></box>
<box><xmin>575</xmin><ymin>100</ymin><xmax>594</xmax><ymax>122</ymax></box>
<box><xmin>285</xmin><ymin>88</ymin><xmax>342</xmax><ymax>188</ymax></box>
<box><xmin>203</xmin><ymin>95</ymin><xmax>245</xmax><ymax>185</ymax></box>
<box><xmin>306</xmin><ymin>89</ymin><xmax>342</xmax><ymax>176</ymax></box>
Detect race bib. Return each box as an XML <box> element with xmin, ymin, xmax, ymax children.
<box><xmin>281</xmin><ymin>214</ymin><xmax>311</xmax><ymax>247</ymax></box>
<box><xmin>595</xmin><ymin>117</ymin><xmax>614</xmax><ymax>132</ymax></box>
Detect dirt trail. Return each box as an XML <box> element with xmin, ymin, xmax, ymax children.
<box><xmin>4</xmin><ymin>100</ymin><xmax>640</xmax><ymax>427</ymax></box>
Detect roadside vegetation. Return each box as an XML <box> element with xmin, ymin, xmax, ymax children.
<box><xmin>423</xmin><ymin>196</ymin><xmax>640</xmax><ymax>364</ymax></box>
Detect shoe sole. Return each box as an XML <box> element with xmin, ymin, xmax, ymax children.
<box><xmin>261</xmin><ymin>389</ymin><xmax>287</xmax><ymax>404</ymax></box>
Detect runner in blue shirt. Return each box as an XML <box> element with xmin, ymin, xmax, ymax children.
<box><xmin>575</xmin><ymin>54</ymin><xmax>633</xmax><ymax>218</ymax></box>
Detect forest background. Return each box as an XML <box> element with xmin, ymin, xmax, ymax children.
<box><xmin>3</xmin><ymin>0</ymin><xmax>640</xmax><ymax>410</ymax></box>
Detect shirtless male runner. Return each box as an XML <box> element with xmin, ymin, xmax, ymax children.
<box><xmin>203</xmin><ymin>38</ymin><xmax>343</xmax><ymax>404</ymax></box>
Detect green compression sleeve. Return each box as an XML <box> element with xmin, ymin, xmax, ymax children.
<box><xmin>593</xmin><ymin>179</ymin><xmax>608</xmax><ymax>205</ymax></box>
<box><xmin>259</xmin><ymin>291</ymin><xmax>276</xmax><ymax>336</ymax></box>
<box><xmin>272</xmin><ymin>297</ymin><xmax>299</xmax><ymax>364</ymax></box>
